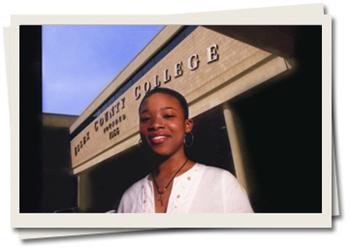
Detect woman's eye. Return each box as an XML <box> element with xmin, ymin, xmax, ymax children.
<box><xmin>140</xmin><ymin>117</ymin><xmax>150</xmax><ymax>123</ymax></box>
<box><xmin>163</xmin><ymin>114</ymin><xmax>175</xmax><ymax>119</ymax></box>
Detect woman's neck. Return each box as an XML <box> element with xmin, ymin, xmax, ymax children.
<box><xmin>158</xmin><ymin>154</ymin><xmax>187</xmax><ymax>175</ymax></box>
<box><xmin>153</xmin><ymin>151</ymin><xmax>194</xmax><ymax>181</ymax></box>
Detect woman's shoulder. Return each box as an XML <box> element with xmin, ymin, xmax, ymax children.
<box><xmin>195</xmin><ymin>163</ymin><xmax>253</xmax><ymax>212</ymax></box>
<box><xmin>121</xmin><ymin>174</ymin><xmax>150</xmax><ymax>198</ymax></box>
<box><xmin>194</xmin><ymin>163</ymin><xmax>244</xmax><ymax>189</ymax></box>
<box><xmin>195</xmin><ymin>163</ymin><xmax>236</xmax><ymax>180</ymax></box>
<box><xmin>117</xmin><ymin>174</ymin><xmax>150</xmax><ymax>213</ymax></box>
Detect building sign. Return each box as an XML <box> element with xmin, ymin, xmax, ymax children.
<box><xmin>70</xmin><ymin>26</ymin><xmax>273</xmax><ymax>169</ymax></box>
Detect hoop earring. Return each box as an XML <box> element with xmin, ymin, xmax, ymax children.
<box><xmin>184</xmin><ymin>132</ymin><xmax>194</xmax><ymax>147</ymax></box>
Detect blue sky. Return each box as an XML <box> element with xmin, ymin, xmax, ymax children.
<box><xmin>42</xmin><ymin>25</ymin><xmax>163</xmax><ymax>115</ymax></box>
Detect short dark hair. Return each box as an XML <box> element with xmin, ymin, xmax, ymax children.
<box><xmin>139</xmin><ymin>87</ymin><xmax>189</xmax><ymax>119</ymax></box>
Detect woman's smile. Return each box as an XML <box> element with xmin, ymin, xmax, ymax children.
<box><xmin>148</xmin><ymin>134</ymin><xmax>171</xmax><ymax>145</ymax></box>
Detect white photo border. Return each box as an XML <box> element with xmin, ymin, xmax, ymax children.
<box><xmin>10</xmin><ymin>5</ymin><xmax>332</xmax><ymax>228</ymax></box>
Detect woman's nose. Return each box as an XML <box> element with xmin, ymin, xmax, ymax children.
<box><xmin>148</xmin><ymin>116</ymin><xmax>164</xmax><ymax>130</ymax></box>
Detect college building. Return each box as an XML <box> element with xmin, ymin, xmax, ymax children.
<box><xmin>20</xmin><ymin>25</ymin><xmax>322</xmax><ymax>213</ymax></box>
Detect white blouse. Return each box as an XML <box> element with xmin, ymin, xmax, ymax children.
<box><xmin>117</xmin><ymin>163</ymin><xmax>253</xmax><ymax>213</ymax></box>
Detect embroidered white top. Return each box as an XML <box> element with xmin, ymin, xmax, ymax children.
<box><xmin>117</xmin><ymin>163</ymin><xmax>254</xmax><ymax>213</ymax></box>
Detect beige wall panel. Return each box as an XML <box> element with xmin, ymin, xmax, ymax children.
<box><xmin>70</xmin><ymin>26</ymin><xmax>275</xmax><ymax>170</ymax></box>
<box><xmin>189</xmin><ymin>56</ymin><xmax>289</xmax><ymax>118</ymax></box>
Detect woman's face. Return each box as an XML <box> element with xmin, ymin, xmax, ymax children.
<box><xmin>139</xmin><ymin>92</ymin><xmax>193</xmax><ymax>157</ymax></box>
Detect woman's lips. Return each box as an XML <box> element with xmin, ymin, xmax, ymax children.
<box><xmin>149</xmin><ymin>135</ymin><xmax>169</xmax><ymax>145</ymax></box>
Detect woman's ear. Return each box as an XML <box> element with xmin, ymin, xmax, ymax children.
<box><xmin>185</xmin><ymin>118</ymin><xmax>193</xmax><ymax>133</ymax></box>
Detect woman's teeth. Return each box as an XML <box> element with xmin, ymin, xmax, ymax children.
<box><xmin>150</xmin><ymin>136</ymin><xmax>167</xmax><ymax>144</ymax></box>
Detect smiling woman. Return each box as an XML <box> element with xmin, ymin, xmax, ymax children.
<box><xmin>117</xmin><ymin>87</ymin><xmax>254</xmax><ymax>213</ymax></box>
